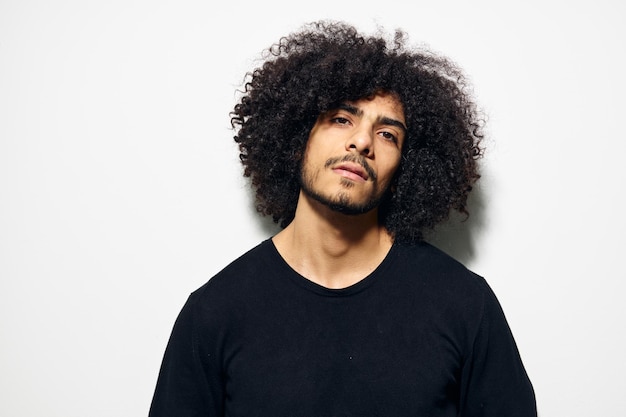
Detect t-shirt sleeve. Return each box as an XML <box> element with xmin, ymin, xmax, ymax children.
<box><xmin>459</xmin><ymin>277</ymin><xmax>537</xmax><ymax>417</ymax></box>
<box><xmin>148</xmin><ymin>292</ymin><xmax>224</xmax><ymax>417</ymax></box>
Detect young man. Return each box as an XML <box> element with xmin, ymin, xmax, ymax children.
<box><xmin>149</xmin><ymin>21</ymin><xmax>536</xmax><ymax>416</ymax></box>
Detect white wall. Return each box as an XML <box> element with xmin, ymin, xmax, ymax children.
<box><xmin>1</xmin><ymin>1</ymin><xmax>624</xmax><ymax>416</ymax></box>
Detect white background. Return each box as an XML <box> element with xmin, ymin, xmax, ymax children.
<box><xmin>1</xmin><ymin>0</ymin><xmax>625</xmax><ymax>416</ymax></box>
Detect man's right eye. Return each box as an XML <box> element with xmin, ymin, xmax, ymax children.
<box><xmin>331</xmin><ymin>117</ymin><xmax>350</xmax><ymax>125</ymax></box>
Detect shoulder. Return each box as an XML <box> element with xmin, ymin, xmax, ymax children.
<box><xmin>392</xmin><ymin>241</ymin><xmax>484</xmax><ymax>287</ymax></box>
<box><xmin>209</xmin><ymin>239</ymin><xmax>275</xmax><ymax>284</ymax></box>
<box><xmin>185</xmin><ymin>239</ymin><xmax>278</xmax><ymax>311</ymax></box>
<box><xmin>389</xmin><ymin>241</ymin><xmax>496</xmax><ymax>315</ymax></box>
<box><xmin>382</xmin><ymin>241</ymin><xmax>514</xmax><ymax>360</ymax></box>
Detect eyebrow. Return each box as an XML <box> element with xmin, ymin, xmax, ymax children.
<box><xmin>336</xmin><ymin>102</ymin><xmax>408</xmax><ymax>134</ymax></box>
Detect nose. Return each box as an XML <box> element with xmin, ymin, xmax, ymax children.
<box><xmin>346</xmin><ymin>128</ymin><xmax>374</xmax><ymax>156</ymax></box>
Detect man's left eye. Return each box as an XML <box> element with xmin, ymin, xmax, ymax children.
<box><xmin>379</xmin><ymin>131</ymin><xmax>397</xmax><ymax>143</ymax></box>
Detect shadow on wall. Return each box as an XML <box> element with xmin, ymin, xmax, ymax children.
<box><xmin>245</xmin><ymin>179</ymin><xmax>487</xmax><ymax>268</ymax></box>
<box><xmin>424</xmin><ymin>184</ymin><xmax>486</xmax><ymax>266</ymax></box>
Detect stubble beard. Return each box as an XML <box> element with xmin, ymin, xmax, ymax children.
<box><xmin>300</xmin><ymin>167</ymin><xmax>385</xmax><ymax>216</ymax></box>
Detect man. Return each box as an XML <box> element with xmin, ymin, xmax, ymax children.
<box><xmin>149</xmin><ymin>20</ymin><xmax>536</xmax><ymax>416</ymax></box>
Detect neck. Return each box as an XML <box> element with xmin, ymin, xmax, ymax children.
<box><xmin>272</xmin><ymin>192</ymin><xmax>394</xmax><ymax>289</ymax></box>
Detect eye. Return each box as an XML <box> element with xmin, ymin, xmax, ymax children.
<box><xmin>330</xmin><ymin>116</ymin><xmax>351</xmax><ymax>126</ymax></box>
<box><xmin>378</xmin><ymin>130</ymin><xmax>398</xmax><ymax>143</ymax></box>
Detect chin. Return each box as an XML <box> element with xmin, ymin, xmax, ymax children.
<box><xmin>313</xmin><ymin>191</ymin><xmax>381</xmax><ymax>216</ymax></box>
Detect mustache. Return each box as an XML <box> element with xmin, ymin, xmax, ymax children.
<box><xmin>324</xmin><ymin>154</ymin><xmax>377</xmax><ymax>181</ymax></box>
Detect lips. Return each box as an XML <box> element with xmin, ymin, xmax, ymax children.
<box><xmin>332</xmin><ymin>162</ymin><xmax>369</xmax><ymax>181</ymax></box>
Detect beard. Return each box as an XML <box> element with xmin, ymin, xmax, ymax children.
<box><xmin>299</xmin><ymin>155</ymin><xmax>386</xmax><ymax>216</ymax></box>
<box><xmin>300</xmin><ymin>178</ymin><xmax>384</xmax><ymax>215</ymax></box>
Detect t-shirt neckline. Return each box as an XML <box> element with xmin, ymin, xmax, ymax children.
<box><xmin>264</xmin><ymin>238</ymin><xmax>398</xmax><ymax>297</ymax></box>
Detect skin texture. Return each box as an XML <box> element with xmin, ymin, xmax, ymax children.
<box><xmin>300</xmin><ymin>93</ymin><xmax>406</xmax><ymax>216</ymax></box>
<box><xmin>231</xmin><ymin>20</ymin><xmax>484</xmax><ymax>243</ymax></box>
<box><xmin>272</xmin><ymin>92</ymin><xmax>407</xmax><ymax>288</ymax></box>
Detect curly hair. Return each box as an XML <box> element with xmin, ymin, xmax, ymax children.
<box><xmin>231</xmin><ymin>20</ymin><xmax>484</xmax><ymax>243</ymax></box>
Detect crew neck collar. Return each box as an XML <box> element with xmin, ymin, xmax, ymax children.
<box><xmin>264</xmin><ymin>239</ymin><xmax>398</xmax><ymax>297</ymax></box>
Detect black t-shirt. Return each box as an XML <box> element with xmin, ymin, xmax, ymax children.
<box><xmin>149</xmin><ymin>240</ymin><xmax>536</xmax><ymax>417</ymax></box>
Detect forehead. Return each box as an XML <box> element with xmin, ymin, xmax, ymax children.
<box><xmin>345</xmin><ymin>92</ymin><xmax>405</xmax><ymax>122</ymax></box>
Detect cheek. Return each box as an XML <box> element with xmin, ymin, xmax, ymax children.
<box><xmin>300</xmin><ymin>145</ymin><xmax>327</xmax><ymax>180</ymax></box>
<box><xmin>301</xmin><ymin>148</ymin><xmax>319</xmax><ymax>171</ymax></box>
<box><xmin>377</xmin><ymin>159</ymin><xmax>401</xmax><ymax>188</ymax></box>
<box><xmin>383</xmin><ymin>155</ymin><xmax>402</xmax><ymax>178</ymax></box>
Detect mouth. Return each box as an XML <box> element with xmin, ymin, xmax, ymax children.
<box><xmin>332</xmin><ymin>162</ymin><xmax>369</xmax><ymax>182</ymax></box>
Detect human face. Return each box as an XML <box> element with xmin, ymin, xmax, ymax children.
<box><xmin>300</xmin><ymin>92</ymin><xmax>406</xmax><ymax>215</ymax></box>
